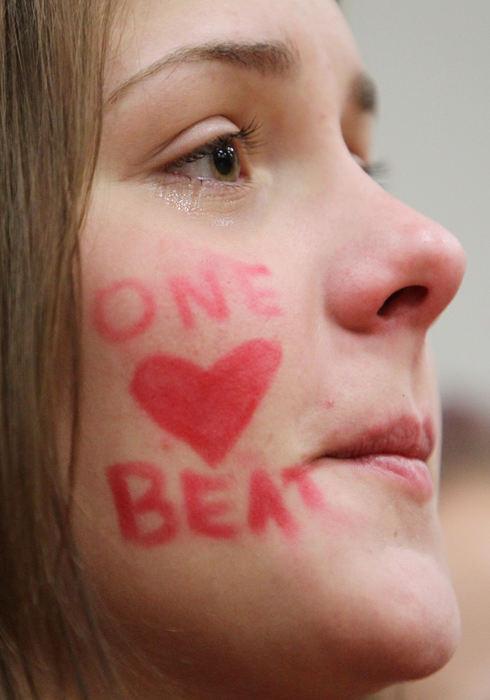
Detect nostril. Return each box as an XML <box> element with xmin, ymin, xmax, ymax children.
<box><xmin>377</xmin><ymin>285</ymin><xmax>428</xmax><ymax>318</ymax></box>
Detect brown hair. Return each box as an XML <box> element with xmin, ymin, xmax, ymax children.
<box><xmin>0</xmin><ymin>1</ymin><xmax>116</xmax><ymax>696</ymax></box>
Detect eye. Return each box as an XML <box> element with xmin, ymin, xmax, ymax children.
<box><xmin>165</xmin><ymin>121</ymin><xmax>260</xmax><ymax>185</ymax></box>
<box><xmin>362</xmin><ymin>159</ymin><xmax>389</xmax><ymax>184</ymax></box>
<box><xmin>352</xmin><ymin>153</ymin><xmax>389</xmax><ymax>186</ymax></box>
<box><xmin>210</xmin><ymin>142</ymin><xmax>240</xmax><ymax>181</ymax></box>
<box><xmin>166</xmin><ymin>136</ymin><xmax>241</xmax><ymax>183</ymax></box>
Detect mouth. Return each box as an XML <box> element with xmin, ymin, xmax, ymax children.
<box><xmin>312</xmin><ymin>416</ymin><xmax>435</xmax><ymax>502</ymax></box>
<box><xmin>325</xmin><ymin>415</ymin><xmax>435</xmax><ymax>462</ymax></box>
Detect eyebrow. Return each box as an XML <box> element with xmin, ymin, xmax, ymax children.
<box><xmin>106</xmin><ymin>40</ymin><xmax>299</xmax><ymax>106</ymax></box>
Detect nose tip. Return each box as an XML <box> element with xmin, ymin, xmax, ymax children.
<box><xmin>324</xmin><ymin>201</ymin><xmax>466</xmax><ymax>334</ymax></box>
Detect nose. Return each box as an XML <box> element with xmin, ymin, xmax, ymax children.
<box><xmin>323</xmin><ymin>187</ymin><xmax>466</xmax><ymax>334</ymax></box>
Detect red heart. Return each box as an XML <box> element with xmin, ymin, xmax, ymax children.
<box><xmin>130</xmin><ymin>339</ymin><xmax>282</xmax><ymax>466</ymax></box>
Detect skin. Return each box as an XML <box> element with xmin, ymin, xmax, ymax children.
<box><xmin>73</xmin><ymin>0</ymin><xmax>466</xmax><ymax>697</ymax></box>
<box><xmin>403</xmin><ymin>467</ymin><xmax>490</xmax><ymax>700</ymax></box>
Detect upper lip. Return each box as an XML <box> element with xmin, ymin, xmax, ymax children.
<box><xmin>320</xmin><ymin>415</ymin><xmax>435</xmax><ymax>462</ymax></box>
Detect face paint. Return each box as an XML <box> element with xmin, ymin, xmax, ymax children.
<box><xmin>169</xmin><ymin>257</ymin><xmax>282</xmax><ymax>329</ymax></box>
<box><xmin>107</xmin><ymin>461</ymin><xmax>178</xmax><ymax>546</ymax></box>
<box><xmin>227</xmin><ymin>261</ymin><xmax>282</xmax><ymax>317</ymax></box>
<box><xmin>130</xmin><ymin>339</ymin><xmax>282</xmax><ymax>466</ymax></box>
<box><xmin>181</xmin><ymin>470</ymin><xmax>239</xmax><ymax>539</ymax></box>
<box><xmin>169</xmin><ymin>268</ymin><xmax>230</xmax><ymax>329</ymax></box>
<box><xmin>107</xmin><ymin>461</ymin><xmax>321</xmax><ymax>547</ymax></box>
<box><xmin>93</xmin><ymin>255</ymin><xmax>282</xmax><ymax>344</ymax></box>
<box><xmin>93</xmin><ymin>279</ymin><xmax>156</xmax><ymax>342</ymax></box>
<box><xmin>282</xmin><ymin>465</ymin><xmax>327</xmax><ymax>511</ymax></box>
<box><xmin>247</xmin><ymin>469</ymin><xmax>298</xmax><ymax>537</ymax></box>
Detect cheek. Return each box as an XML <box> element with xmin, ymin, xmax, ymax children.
<box><xmin>104</xmin><ymin>461</ymin><xmax>330</xmax><ymax>546</ymax></box>
<box><xmin>87</xmin><ymin>246</ymin><xmax>284</xmax><ymax>349</ymax></box>
<box><xmin>93</xmin><ymin>279</ymin><xmax>157</xmax><ymax>342</ymax></box>
<box><xmin>78</xmin><ymin>221</ymin><xmax>362</xmax><ymax>560</ymax></box>
<box><xmin>420</xmin><ymin>346</ymin><xmax>442</xmax><ymax>483</ymax></box>
<box><xmin>129</xmin><ymin>338</ymin><xmax>282</xmax><ymax>466</ymax></box>
<box><xmin>85</xmin><ymin>246</ymin><xmax>286</xmax><ymax>465</ymax></box>
<box><xmin>79</xmin><ymin>235</ymin><xmax>317</xmax><ymax>545</ymax></box>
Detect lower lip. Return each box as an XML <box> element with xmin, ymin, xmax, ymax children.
<box><xmin>315</xmin><ymin>454</ymin><xmax>434</xmax><ymax>502</ymax></box>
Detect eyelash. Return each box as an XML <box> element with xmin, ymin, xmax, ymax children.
<box><xmin>166</xmin><ymin>119</ymin><xmax>262</xmax><ymax>175</ymax></box>
<box><xmin>160</xmin><ymin>120</ymin><xmax>388</xmax><ymax>192</ymax></box>
<box><xmin>361</xmin><ymin>159</ymin><xmax>390</xmax><ymax>185</ymax></box>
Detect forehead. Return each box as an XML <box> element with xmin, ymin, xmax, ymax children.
<box><xmin>107</xmin><ymin>0</ymin><xmax>364</xmax><ymax>100</ymax></box>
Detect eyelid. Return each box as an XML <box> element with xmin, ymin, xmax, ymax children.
<box><xmin>351</xmin><ymin>153</ymin><xmax>368</xmax><ymax>169</ymax></box>
<box><xmin>148</xmin><ymin>115</ymin><xmax>245</xmax><ymax>167</ymax></box>
<box><xmin>351</xmin><ymin>152</ymin><xmax>390</xmax><ymax>185</ymax></box>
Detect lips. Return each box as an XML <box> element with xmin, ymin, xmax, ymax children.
<box><xmin>313</xmin><ymin>415</ymin><xmax>435</xmax><ymax>502</ymax></box>
<box><xmin>323</xmin><ymin>416</ymin><xmax>435</xmax><ymax>462</ymax></box>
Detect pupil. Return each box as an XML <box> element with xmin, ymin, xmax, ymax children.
<box><xmin>213</xmin><ymin>145</ymin><xmax>236</xmax><ymax>176</ymax></box>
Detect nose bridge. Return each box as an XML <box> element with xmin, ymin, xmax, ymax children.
<box><xmin>323</xmin><ymin>186</ymin><xmax>466</xmax><ymax>334</ymax></box>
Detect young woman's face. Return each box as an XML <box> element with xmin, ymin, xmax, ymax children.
<box><xmin>75</xmin><ymin>0</ymin><xmax>465</xmax><ymax>696</ymax></box>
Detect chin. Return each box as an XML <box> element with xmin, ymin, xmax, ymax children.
<box><xmin>233</xmin><ymin>536</ymin><xmax>462</xmax><ymax>700</ymax></box>
<box><xmin>337</xmin><ymin>545</ymin><xmax>461</xmax><ymax>689</ymax></box>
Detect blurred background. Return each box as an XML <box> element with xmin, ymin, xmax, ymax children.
<box><xmin>341</xmin><ymin>3</ymin><xmax>490</xmax><ymax>698</ymax></box>
<box><xmin>342</xmin><ymin>0</ymin><xmax>490</xmax><ymax>414</ymax></box>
